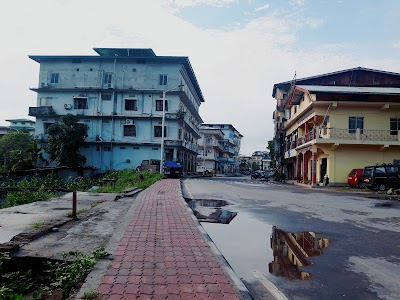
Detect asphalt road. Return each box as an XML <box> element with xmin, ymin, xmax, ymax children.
<box><xmin>182</xmin><ymin>176</ymin><xmax>400</xmax><ymax>300</ymax></box>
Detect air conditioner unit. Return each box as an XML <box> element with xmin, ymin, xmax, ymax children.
<box><xmin>107</xmin><ymin>83</ymin><xmax>114</xmax><ymax>89</ymax></box>
<box><xmin>41</xmin><ymin>82</ymin><xmax>48</xmax><ymax>87</ymax></box>
<box><xmin>64</xmin><ymin>104</ymin><xmax>73</xmax><ymax>110</ymax></box>
<box><xmin>125</xmin><ymin>119</ymin><xmax>132</xmax><ymax>124</ymax></box>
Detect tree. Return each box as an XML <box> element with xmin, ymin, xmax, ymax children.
<box><xmin>46</xmin><ymin>114</ymin><xmax>89</xmax><ymax>168</ymax></box>
<box><xmin>267</xmin><ymin>139</ymin><xmax>276</xmax><ymax>168</ymax></box>
<box><xmin>0</xmin><ymin>132</ymin><xmax>34</xmax><ymax>171</ymax></box>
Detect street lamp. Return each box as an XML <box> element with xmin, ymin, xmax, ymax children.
<box><xmin>203</xmin><ymin>135</ymin><xmax>207</xmax><ymax>174</ymax></box>
<box><xmin>160</xmin><ymin>84</ymin><xmax>184</xmax><ymax>173</ymax></box>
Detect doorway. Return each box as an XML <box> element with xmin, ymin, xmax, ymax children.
<box><xmin>320</xmin><ymin>158</ymin><xmax>327</xmax><ymax>182</ymax></box>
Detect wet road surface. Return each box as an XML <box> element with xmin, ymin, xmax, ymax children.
<box><xmin>182</xmin><ymin>176</ymin><xmax>400</xmax><ymax>300</ymax></box>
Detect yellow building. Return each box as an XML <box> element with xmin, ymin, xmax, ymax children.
<box><xmin>272</xmin><ymin>67</ymin><xmax>400</xmax><ymax>186</ymax></box>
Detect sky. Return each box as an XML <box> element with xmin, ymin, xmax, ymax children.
<box><xmin>1</xmin><ymin>0</ymin><xmax>400</xmax><ymax>156</ymax></box>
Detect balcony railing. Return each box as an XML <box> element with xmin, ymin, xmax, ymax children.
<box><xmin>218</xmin><ymin>157</ymin><xmax>236</xmax><ymax>163</ymax></box>
<box><xmin>29</xmin><ymin>106</ymin><xmax>56</xmax><ymax>117</ymax></box>
<box><xmin>284</xmin><ymin>127</ymin><xmax>400</xmax><ymax>152</ymax></box>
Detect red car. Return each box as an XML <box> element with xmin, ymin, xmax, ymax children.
<box><xmin>347</xmin><ymin>168</ymin><xmax>364</xmax><ymax>188</ymax></box>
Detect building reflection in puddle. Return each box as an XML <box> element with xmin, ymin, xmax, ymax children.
<box><xmin>186</xmin><ymin>199</ymin><xmax>237</xmax><ymax>224</ymax></box>
<box><xmin>269</xmin><ymin>226</ymin><xmax>330</xmax><ymax>280</ymax></box>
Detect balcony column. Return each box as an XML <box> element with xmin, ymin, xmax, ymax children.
<box><xmin>303</xmin><ymin>153</ymin><xmax>308</xmax><ymax>182</ymax></box>
<box><xmin>296</xmin><ymin>154</ymin><xmax>302</xmax><ymax>182</ymax></box>
<box><xmin>312</xmin><ymin>151</ymin><xmax>317</xmax><ymax>186</ymax></box>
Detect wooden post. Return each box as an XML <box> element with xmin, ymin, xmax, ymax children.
<box><xmin>72</xmin><ymin>191</ymin><xmax>77</xmax><ymax>220</ymax></box>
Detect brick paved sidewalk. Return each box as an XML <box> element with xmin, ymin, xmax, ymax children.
<box><xmin>98</xmin><ymin>179</ymin><xmax>243</xmax><ymax>299</ymax></box>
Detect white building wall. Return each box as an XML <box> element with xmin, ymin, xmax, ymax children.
<box><xmin>31</xmin><ymin>53</ymin><xmax>203</xmax><ymax>172</ymax></box>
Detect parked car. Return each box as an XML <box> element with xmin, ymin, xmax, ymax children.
<box><xmin>136</xmin><ymin>159</ymin><xmax>160</xmax><ymax>173</ymax></box>
<box><xmin>163</xmin><ymin>161</ymin><xmax>183</xmax><ymax>178</ymax></box>
<box><xmin>347</xmin><ymin>168</ymin><xmax>364</xmax><ymax>188</ymax></box>
<box><xmin>362</xmin><ymin>164</ymin><xmax>400</xmax><ymax>191</ymax></box>
<box><xmin>251</xmin><ymin>170</ymin><xmax>268</xmax><ymax>180</ymax></box>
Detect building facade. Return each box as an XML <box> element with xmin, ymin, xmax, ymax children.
<box><xmin>272</xmin><ymin>67</ymin><xmax>400</xmax><ymax>186</ymax></box>
<box><xmin>6</xmin><ymin>119</ymin><xmax>35</xmax><ymax>135</ymax></box>
<box><xmin>196</xmin><ymin>126</ymin><xmax>224</xmax><ymax>174</ymax></box>
<box><xmin>29</xmin><ymin>48</ymin><xmax>204</xmax><ymax>172</ymax></box>
<box><xmin>250</xmin><ymin>151</ymin><xmax>271</xmax><ymax>171</ymax></box>
<box><xmin>201</xmin><ymin>124</ymin><xmax>243</xmax><ymax>174</ymax></box>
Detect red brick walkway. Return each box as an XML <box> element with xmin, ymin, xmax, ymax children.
<box><xmin>98</xmin><ymin>179</ymin><xmax>242</xmax><ymax>299</ymax></box>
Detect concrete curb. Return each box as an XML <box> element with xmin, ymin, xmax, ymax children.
<box><xmin>180</xmin><ymin>180</ymin><xmax>253</xmax><ymax>300</ymax></box>
<box><xmin>73</xmin><ymin>191</ymin><xmax>143</xmax><ymax>299</ymax></box>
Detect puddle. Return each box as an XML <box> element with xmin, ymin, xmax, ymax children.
<box><xmin>201</xmin><ymin>211</ymin><xmax>273</xmax><ymax>280</ymax></box>
<box><xmin>269</xmin><ymin>226</ymin><xmax>330</xmax><ymax>280</ymax></box>
<box><xmin>186</xmin><ymin>199</ymin><xmax>237</xmax><ymax>224</ymax></box>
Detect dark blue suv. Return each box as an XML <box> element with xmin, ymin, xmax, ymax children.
<box><xmin>163</xmin><ymin>161</ymin><xmax>183</xmax><ymax>178</ymax></box>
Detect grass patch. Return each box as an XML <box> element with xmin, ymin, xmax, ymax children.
<box><xmin>94</xmin><ymin>170</ymin><xmax>165</xmax><ymax>193</ymax></box>
<box><xmin>66</xmin><ymin>209</ymin><xmax>86</xmax><ymax>218</ymax></box>
<box><xmin>32</xmin><ymin>221</ymin><xmax>45</xmax><ymax>229</ymax></box>
<box><xmin>81</xmin><ymin>289</ymin><xmax>101</xmax><ymax>299</ymax></box>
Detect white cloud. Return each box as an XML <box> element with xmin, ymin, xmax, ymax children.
<box><xmin>305</xmin><ymin>17</ymin><xmax>325</xmax><ymax>29</ymax></box>
<box><xmin>289</xmin><ymin>0</ymin><xmax>305</xmax><ymax>6</ymax></box>
<box><xmin>166</xmin><ymin>0</ymin><xmax>237</xmax><ymax>8</ymax></box>
<box><xmin>0</xmin><ymin>0</ymin><xmax>399</xmax><ymax>155</ymax></box>
<box><xmin>255</xmin><ymin>4</ymin><xmax>270</xmax><ymax>12</ymax></box>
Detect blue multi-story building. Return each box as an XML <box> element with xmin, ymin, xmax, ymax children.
<box><xmin>201</xmin><ymin>124</ymin><xmax>242</xmax><ymax>174</ymax></box>
<box><xmin>28</xmin><ymin>48</ymin><xmax>204</xmax><ymax>172</ymax></box>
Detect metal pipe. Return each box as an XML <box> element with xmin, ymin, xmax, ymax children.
<box><xmin>72</xmin><ymin>191</ymin><xmax>77</xmax><ymax>220</ymax></box>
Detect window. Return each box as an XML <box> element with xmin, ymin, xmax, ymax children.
<box><xmin>178</xmin><ymin>128</ymin><xmax>182</xmax><ymax>140</ymax></box>
<box><xmin>159</xmin><ymin>74</ymin><xmax>168</xmax><ymax>86</ymax></box>
<box><xmin>74</xmin><ymin>97</ymin><xmax>88</xmax><ymax>109</ymax></box>
<box><xmin>50</xmin><ymin>73</ymin><xmax>59</xmax><ymax>84</ymax></box>
<box><xmin>154</xmin><ymin>126</ymin><xmax>167</xmax><ymax>137</ymax></box>
<box><xmin>348</xmin><ymin>117</ymin><xmax>364</xmax><ymax>134</ymax></box>
<box><xmin>386</xmin><ymin>165</ymin><xmax>399</xmax><ymax>174</ymax></box>
<box><xmin>375</xmin><ymin>166</ymin><xmax>385</xmax><ymax>175</ymax></box>
<box><xmin>96</xmin><ymin>145</ymin><xmax>111</xmax><ymax>151</ymax></box>
<box><xmin>124</xmin><ymin>125</ymin><xmax>136</xmax><ymax>137</ymax></box>
<box><xmin>156</xmin><ymin>100</ymin><xmax>168</xmax><ymax>111</ymax></box>
<box><xmin>101</xmin><ymin>93</ymin><xmax>112</xmax><ymax>101</ymax></box>
<box><xmin>125</xmin><ymin>99</ymin><xmax>138</xmax><ymax>111</ymax></box>
<box><xmin>390</xmin><ymin>118</ymin><xmax>400</xmax><ymax>135</ymax></box>
<box><xmin>103</xmin><ymin>73</ymin><xmax>113</xmax><ymax>85</ymax></box>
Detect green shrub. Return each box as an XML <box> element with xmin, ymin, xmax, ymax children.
<box><xmin>94</xmin><ymin>169</ymin><xmax>164</xmax><ymax>193</ymax></box>
<box><xmin>3</xmin><ymin>188</ymin><xmax>55</xmax><ymax>208</ymax></box>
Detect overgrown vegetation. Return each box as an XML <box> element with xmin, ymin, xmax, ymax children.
<box><xmin>0</xmin><ymin>174</ymin><xmax>93</xmax><ymax>209</ymax></box>
<box><xmin>0</xmin><ymin>132</ymin><xmax>44</xmax><ymax>172</ymax></box>
<box><xmin>0</xmin><ymin>169</ymin><xmax>164</xmax><ymax>209</ymax></box>
<box><xmin>0</xmin><ymin>248</ymin><xmax>109</xmax><ymax>300</ymax></box>
<box><xmin>94</xmin><ymin>169</ymin><xmax>165</xmax><ymax>193</ymax></box>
